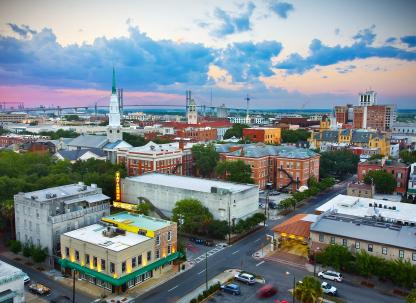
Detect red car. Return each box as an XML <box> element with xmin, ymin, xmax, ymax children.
<box><xmin>256</xmin><ymin>284</ymin><xmax>277</xmax><ymax>298</ymax></box>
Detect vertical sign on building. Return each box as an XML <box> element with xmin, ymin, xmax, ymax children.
<box><xmin>115</xmin><ymin>171</ymin><xmax>121</xmax><ymax>202</ymax></box>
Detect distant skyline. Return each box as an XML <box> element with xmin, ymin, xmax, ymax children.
<box><xmin>0</xmin><ymin>0</ymin><xmax>415</xmax><ymax>108</ymax></box>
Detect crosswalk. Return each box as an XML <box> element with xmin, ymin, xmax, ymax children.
<box><xmin>189</xmin><ymin>246</ymin><xmax>226</xmax><ymax>264</ymax></box>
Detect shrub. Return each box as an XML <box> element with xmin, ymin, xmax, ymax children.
<box><xmin>32</xmin><ymin>246</ymin><xmax>47</xmax><ymax>263</ymax></box>
<box><xmin>22</xmin><ymin>244</ymin><xmax>33</xmax><ymax>257</ymax></box>
<box><xmin>9</xmin><ymin>240</ymin><xmax>22</xmax><ymax>254</ymax></box>
<box><xmin>190</xmin><ymin>299</ymin><xmax>197</xmax><ymax>303</ymax></box>
<box><xmin>197</xmin><ymin>294</ymin><xmax>204</xmax><ymax>302</ymax></box>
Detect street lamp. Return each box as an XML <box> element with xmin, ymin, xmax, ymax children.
<box><xmin>285</xmin><ymin>271</ymin><xmax>295</xmax><ymax>303</ymax></box>
<box><xmin>313</xmin><ymin>247</ymin><xmax>320</xmax><ymax>277</ymax></box>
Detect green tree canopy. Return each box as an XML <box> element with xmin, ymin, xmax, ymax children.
<box><xmin>172</xmin><ymin>199</ymin><xmax>214</xmax><ymax>235</ymax></box>
<box><xmin>38</xmin><ymin>129</ymin><xmax>79</xmax><ymax>139</ymax></box>
<box><xmin>134</xmin><ymin>202</ymin><xmax>152</xmax><ymax>216</ymax></box>
<box><xmin>407</xmin><ymin>289</ymin><xmax>416</xmax><ymax>303</ymax></box>
<box><xmin>400</xmin><ymin>150</ymin><xmax>416</xmax><ymax>165</ymax></box>
<box><xmin>319</xmin><ymin>150</ymin><xmax>359</xmax><ymax>179</ymax></box>
<box><xmin>223</xmin><ymin>123</ymin><xmax>249</xmax><ymax>139</ymax></box>
<box><xmin>315</xmin><ymin>244</ymin><xmax>354</xmax><ymax>271</ymax></box>
<box><xmin>215</xmin><ymin>160</ymin><xmax>254</xmax><ymax>184</ymax></box>
<box><xmin>364</xmin><ymin>170</ymin><xmax>396</xmax><ymax>194</ymax></box>
<box><xmin>191</xmin><ymin>144</ymin><xmax>219</xmax><ymax>177</ymax></box>
<box><xmin>64</xmin><ymin>115</ymin><xmax>81</xmax><ymax>121</ymax></box>
<box><xmin>281</xmin><ymin>129</ymin><xmax>311</xmax><ymax>143</ymax></box>
<box><xmin>123</xmin><ymin>133</ymin><xmax>147</xmax><ymax>147</ymax></box>
<box><xmin>294</xmin><ymin>276</ymin><xmax>323</xmax><ymax>303</ymax></box>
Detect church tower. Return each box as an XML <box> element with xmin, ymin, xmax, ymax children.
<box><xmin>107</xmin><ymin>68</ymin><xmax>123</xmax><ymax>142</ymax></box>
<box><xmin>186</xmin><ymin>91</ymin><xmax>198</xmax><ymax>124</ymax></box>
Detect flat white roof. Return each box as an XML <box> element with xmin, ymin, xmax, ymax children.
<box><xmin>0</xmin><ymin>260</ymin><xmax>22</xmax><ymax>279</ymax></box>
<box><xmin>127</xmin><ymin>173</ymin><xmax>257</xmax><ymax>193</ymax></box>
<box><xmin>63</xmin><ymin>224</ymin><xmax>150</xmax><ymax>251</ymax></box>
<box><xmin>316</xmin><ymin>194</ymin><xmax>416</xmax><ymax>223</ymax></box>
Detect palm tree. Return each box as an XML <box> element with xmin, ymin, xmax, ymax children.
<box><xmin>294</xmin><ymin>276</ymin><xmax>323</xmax><ymax>303</ymax></box>
<box><xmin>0</xmin><ymin>199</ymin><xmax>15</xmax><ymax>240</ymax></box>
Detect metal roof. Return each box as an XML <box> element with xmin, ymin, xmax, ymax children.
<box><xmin>102</xmin><ymin>212</ymin><xmax>172</xmax><ymax>231</ymax></box>
<box><xmin>56</xmin><ymin>148</ymin><xmax>106</xmax><ymax>161</ymax></box>
<box><xmin>67</xmin><ymin>134</ymin><xmax>108</xmax><ymax>149</ymax></box>
<box><xmin>223</xmin><ymin>144</ymin><xmax>318</xmax><ymax>159</ymax></box>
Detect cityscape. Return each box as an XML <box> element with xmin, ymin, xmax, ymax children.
<box><xmin>0</xmin><ymin>1</ymin><xmax>416</xmax><ymax>303</ymax></box>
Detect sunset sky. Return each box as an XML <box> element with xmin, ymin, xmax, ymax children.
<box><xmin>0</xmin><ymin>0</ymin><xmax>415</xmax><ymax>108</ymax></box>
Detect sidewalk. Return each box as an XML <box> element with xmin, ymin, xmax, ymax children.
<box><xmin>176</xmin><ymin>269</ymin><xmax>239</xmax><ymax>303</ymax></box>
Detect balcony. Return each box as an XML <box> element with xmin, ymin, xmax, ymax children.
<box><xmin>48</xmin><ymin>203</ymin><xmax>110</xmax><ymax>224</ymax></box>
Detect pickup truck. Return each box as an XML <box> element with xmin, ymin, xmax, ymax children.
<box><xmin>28</xmin><ymin>282</ymin><xmax>51</xmax><ymax>295</ymax></box>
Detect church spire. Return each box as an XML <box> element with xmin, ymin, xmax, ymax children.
<box><xmin>112</xmin><ymin>67</ymin><xmax>116</xmax><ymax>94</ymax></box>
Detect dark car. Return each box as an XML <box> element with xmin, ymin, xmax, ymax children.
<box><xmin>256</xmin><ymin>284</ymin><xmax>277</xmax><ymax>298</ymax></box>
<box><xmin>204</xmin><ymin>240</ymin><xmax>215</xmax><ymax>247</ymax></box>
<box><xmin>50</xmin><ymin>295</ymin><xmax>71</xmax><ymax>303</ymax></box>
<box><xmin>268</xmin><ymin>202</ymin><xmax>278</xmax><ymax>209</ymax></box>
<box><xmin>189</xmin><ymin>237</ymin><xmax>205</xmax><ymax>245</ymax></box>
<box><xmin>220</xmin><ymin>283</ymin><xmax>241</xmax><ymax>295</ymax></box>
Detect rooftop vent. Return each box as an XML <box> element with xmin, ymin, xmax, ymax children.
<box><xmin>45</xmin><ymin>193</ymin><xmax>57</xmax><ymax>199</ymax></box>
<box><xmin>102</xmin><ymin>226</ymin><xmax>126</xmax><ymax>238</ymax></box>
<box><xmin>30</xmin><ymin>195</ymin><xmax>38</xmax><ymax>200</ymax></box>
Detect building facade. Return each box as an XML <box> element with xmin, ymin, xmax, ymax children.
<box><xmin>347</xmin><ymin>183</ymin><xmax>374</xmax><ymax>198</ymax></box>
<box><xmin>0</xmin><ymin>261</ymin><xmax>25</xmax><ymax>303</ymax></box>
<box><xmin>0</xmin><ymin>112</ymin><xmax>28</xmax><ymax>123</ymax></box>
<box><xmin>242</xmin><ymin>127</ymin><xmax>282</xmax><ymax>144</ymax></box>
<box><xmin>357</xmin><ymin>159</ymin><xmax>409</xmax><ymax>194</ymax></box>
<box><xmin>353</xmin><ymin>105</ymin><xmax>396</xmax><ymax>131</ymax></box>
<box><xmin>60</xmin><ymin>213</ymin><xmax>179</xmax><ymax>293</ymax></box>
<box><xmin>14</xmin><ymin>183</ymin><xmax>110</xmax><ymax>263</ymax></box>
<box><xmin>407</xmin><ymin>163</ymin><xmax>416</xmax><ymax>201</ymax></box>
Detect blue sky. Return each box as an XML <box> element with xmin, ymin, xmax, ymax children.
<box><xmin>0</xmin><ymin>0</ymin><xmax>415</xmax><ymax>108</ymax></box>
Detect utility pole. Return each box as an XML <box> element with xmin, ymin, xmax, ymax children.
<box><xmin>205</xmin><ymin>251</ymin><xmax>208</xmax><ymax>291</ymax></box>
<box><xmin>72</xmin><ymin>269</ymin><xmax>76</xmax><ymax>303</ymax></box>
<box><xmin>228</xmin><ymin>197</ymin><xmax>231</xmax><ymax>245</ymax></box>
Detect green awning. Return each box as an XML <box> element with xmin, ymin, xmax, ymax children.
<box><xmin>59</xmin><ymin>252</ymin><xmax>182</xmax><ymax>286</ymax></box>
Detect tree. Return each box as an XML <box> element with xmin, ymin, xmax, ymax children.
<box><xmin>207</xmin><ymin>220</ymin><xmax>229</xmax><ymax>239</ymax></box>
<box><xmin>38</xmin><ymin>129</ymin><xmax>79</xmax><ymax>139</ymax></box>
<box><xmin>294</xmin><ymin>276</ymin><xmax>323</xmax><ymax>303</ymax></box>
<box><xmin>191</xmin><ymin>144</ymin><xmax>219</xmax><ymax>177</ymax></box>
<box><xmin>123</xmin><ymin>133</ymin><xmax>146</xmax><ymax>147</ymax></box>
<box><xmin>369</xmin><ymin>154</ymin><xmax>384</xmax><ymax>161</ymax></box>
<box><xmin>407</xmin><ymin>289</ymin><xmax>416</xmax><ymax>303</ymax></box>
<box><xmin>135</xmin><ymin>202</ymin><xmax>152</xmax><ymax>216</ymax></box>
<box><xmin>364</xmin><ymin>170</ymin><xmax>396</xmax><ymax>194</ymax></box>
<box><xmin>315</xmin><ymin>244</ymin><xmax>353</xmax><ymax>271</ymax></box>
<box><xmin>64</xmin><ymin>115</ymin><xmax>81</xmax><ymax>121</ymax></box>
<box><xmin>0</xmin><ymin>199</ymin><xmax>15</xmax><ymax>239</ymax></box>
<box><xmin>319</xmin><ymin>150</ymin><xmax>359</xmax><ymax>180</ymax></box>
<box><xmin>400</xmin><ymin>150</ymin><xmax>416</xmax><ymax>165</ymax></box>
<box><xmin>172</xmin><ymin>199</ymin><xmax>213</xmax><ymax>235</ymax></box>
<box><xmin>281</xmin><ymin>129</ymin><xmax>311</xmax><ymax>143</ymax></box>
<box><xmin>9</xmin><ymin>240</ymin><xmax>22</xmax><ymax>254</ymax></box>
<box><xmin>223</xmin><ymin>123</ymin><xmax>249</xmax><ymax>139</ymax></box>
<box><xmin>215</xmin><ymin>160</ymin><xmax>254</xmax><ymax>184</ymax></box>
<box><xmin>31</xmin><ymin>246</ymin><xmax>48</xmax><ymax>263</ymax></box>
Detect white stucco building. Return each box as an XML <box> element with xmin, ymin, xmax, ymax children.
<box><xmin>120</xmin><ymin>173</ymin><xmax>259</xmax><ymax>222</ymax></box>
<box><xmin>0</xmin><ymin>260</ymin><xmax>25</xmax><ymax>303</ymax></box>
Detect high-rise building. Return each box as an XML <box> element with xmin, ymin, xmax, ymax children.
<box><xmin>334</xmin><ymin>104</ymin><xmax>353</xmax><ymax>125</ymax></box>
<box><xmin>353</xmin><ymin>104</ymin><xmax>396</xmax><ymax>131</ymax></box>
<box><xmin>107</xmin><ymin>68</ymin><xmax>123</xmax><ymax>142</ymax></box>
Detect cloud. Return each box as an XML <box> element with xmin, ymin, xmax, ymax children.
<box><xmin>210</xmin><ymin>2</ymin><xmax>256</xmax><ymax>37</ymax></box>
<box><xmin>215</xmin><ymin>40</ymin><xmax>283</xmax><ymax>82</ymax></box>
<box><xmin>7</xmin><ymin>23</ymin><xmax>37</xmax><ymax>37</ymax></box>
<box><xmin>269</xmin><ymin>1</ymin><xmax>294</xmax><ymax>19</ymax></box>
<box><xmin>275</xmin><ymin>27</ymin><xmax>416</xmax><ymax>74</ymax></box>
<box><xmin>335</xmin><ymin>64</ymin><xmax>356</xmax><ymax>74</ymax></box>
<box><xmin>401</xmin><ymin>35</ymin><xmax>416</xmax><ymax>47</ymax></box>
<box><xmin>385</xmin><ymin>37</ymin><xmax>397</xmax><ymax>44</ymax></box>
<box><xmin>334</xmin><ymin>28</ymin><xmax>340</xmax><ymax>36</ymax></box>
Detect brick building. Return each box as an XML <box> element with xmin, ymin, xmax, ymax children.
<box><xmin>334</xmin><ymin>104</ymin><xmax>353</xmax><ymax>126</ymax></box>
<box><xmin>357</xmin><ymin>159</ymin><xmax>410</xmax><ymax>194</ymax></box>
<box><xmin>117</xmin><ymin>141</ymin><xmax>194</xmax><ymax>177</ymax></box>
<box><xmin>352</xmin><ymin>105</ymin><xmax>396</xmax><ymax>131</ymax></box>
<box><xmin>217</xmin><ymin>144</ymin><xmax>320</xmax><ymax>191</ymax></box>
<box><xmin>242</xmin><ymin>127</ymin><xmax>282</xmax><ymax>144</ymax></box>
<box><xmin>277</xmin><ymin>117</ymin><xmax>319</xmax><ymax>128</ymax></box>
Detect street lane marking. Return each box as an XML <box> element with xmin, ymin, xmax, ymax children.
<box><xmin>197</xmin><ymin>269</ymin><xmax>206</xmax><ymax>275</ymax></box>
<box><xmin>190</xmin><ymin>246</ymin><xmax>226</xmax><ymax>264</ymax></box>
<box><xmin>168</xmin><ymin>285</ymin><xmax>179</xmax><ymax>292</ymax></box>
<box><xmin>254</xmin><ymin>238</ymin><xmax>261</xmax><ymax>242</ymax></box>
<box><xmin>232</xmin><ymin>250</ymin><xmax>240</xmax><ymax>255</ymax></box>
<box><xmin>256</xmin><ymin>261</ymin><xmax>265</xmax><ymax>267</ymax></box>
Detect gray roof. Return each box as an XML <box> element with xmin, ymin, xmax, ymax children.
<box><xmin>67</xmin><ymin>134</ymin><xmax>108</xmax><ymax>149</ymax></box>
<box><xmin>56</xmin><ymin>148</ymin><xmax>106</xmax><ymax>161</ymax></box>
<box><xmin>310</xmin><ymin>214</ymin><xmax>416</xmax><ymax>250</ymax></box>
<box><xmin>320</xmin><ymin>131</ymin><xmax>338</xmax><ymax>142</ymax></box>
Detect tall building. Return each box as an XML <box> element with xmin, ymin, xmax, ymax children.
<box><xmin>187</xmin><ymin>91</ymin><xmax>198</xmax><ymax>125</ymax></box>
<box><xmin>107</xmin><ymin>68</ymin><xmax>123</xmax><ymax>142</ymax></box>
<box><xmin>353</xmin><ymin>104</ymin><xmax>396</xmax><ymax>131</ymax></box>
<box><xmin>334</xmin><ymin>104</ymin><xmax>353</xmax><ymax>125</ymax></box>
<box><xmin>358</xmin><ymin>90</ymin><xmax>377</xmax><ymax>106</ymax></box>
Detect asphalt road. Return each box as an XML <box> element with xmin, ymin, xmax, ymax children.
<box><xmin>135</xmin><ymin>179</ymin><xmax>404</xmax><ymax>303</ymax></box>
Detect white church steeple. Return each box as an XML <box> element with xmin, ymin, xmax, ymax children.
<box><xmin>107</xmin><ymin>68</ymin><xmax>123</xmax><ymax>142</ymax></box>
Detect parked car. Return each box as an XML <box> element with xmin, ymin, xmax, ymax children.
<box><xmin>189</xmin><ymin>237</ymin><xmax>205</xmax><ymax>245</ymax></box>
<box><xmin>318</xmin><ymin>270</ymin><xmax>343</xmax><ymax>282</ymax></box>
<box><xmin>268</xmin><ymin>201</ymin><xmax>278</xmax><ymax>209</ymax></box>
<box><xmin>29</xmin><ymin>282</ymin><xmax>51</xmax><ymax>295</ymax></box>
<box><xmin>234</xmin><ymin>272</ymin><xmax>256</xmax><ymax>285</ymax></box>
<box><xmin>204</xmin><ymin>240</ymin><xmax>215</xmax><ymax>247</ymax></box>
<box><xmin>23</xmin><ymin>273</ymin><xmax>30</xmax><ymax>284</ymax></box>
<box><xmin>50</xmin><ymin>295</ymin><xmax>71</xmax><ymax>303</ymax></box>
<box><xmin>220</xmin><ymin>283</ymin><xmax>241</xmax><ymax>295</ymax></box>
<box><xmin>256</xmin><ymin>284</ymin><xmax>277</xmax><ymax>298</ymax></box>
<box><xmin>321</xmin><ymin>282</ymin><xmax>337</xmax><ymax>296</ymax></box>
<box><xmin>216</xmin><ymin>243</ymin><xmax>228</xmax><ymax>248</ymax></box>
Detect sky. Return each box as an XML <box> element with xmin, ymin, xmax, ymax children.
<box><xmin>0</xmin><ymin>0</ymin><xmax>415</xmax><ymax>109</ymax></box>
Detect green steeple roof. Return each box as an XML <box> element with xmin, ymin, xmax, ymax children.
<box><xmin>112</xmin><ymin>67</ymin><xmax>116</xmax><ymax>94</ymax></box>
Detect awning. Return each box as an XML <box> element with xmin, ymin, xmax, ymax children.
<box><xmin>59</xmin><ymin>251</ymin><xmax>182</xmax><ymax>286</ymax></box>
<box><xmin>0</xmin><ymin>290</ymin><xmax>17</xmax><ymax>301</ymax></box>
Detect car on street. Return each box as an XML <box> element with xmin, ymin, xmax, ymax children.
<box><xmin>189</xmin><ymin>237</ymin><xmax>205</xmax><ymax>245</ymax></box>
<box><xmin>204</xmin><ymin>240</ymin><xmax>215</xmax><ymax>247</ymax></box>
<box><xmin>318</xmin><ymin>270</ymin><xmax>343</xmax><ymax>282</ymax></box>
<box><xmin>268</xmin><ymin>201</ymin><xmax>278</xmax><ymax>209</ymax></box>
<box><xmin>50</xmin><ymin>295</ymin><xmax>71</xmax><ymax>303</ymax></box>
<box><xmin>234</xmin><ymin>272</ymin><xmax>256</xmax><ymax>285</ymax></box>
<box><xmin>28</xmin><ymin>282</ymin><xmax>51</xmax><ymax>295</ymax></box>
<box><xmin>256</xmin><ymin>284</ymin><xmax>277</xmax><ymax>298</ymax></box>
<box><xmin>321</xmin><ymin>282</ymin><xmax>337</xmax><ymax>296</ymax></box>
<box><xmin>220</xmin><ymin>283</ymin><xmax>241</xmax><ymax>295</ymax></box>
<box><xmin>23</xmin><ymin>273</ymin><xmax>30</xmax><ymax>284</ymax></box>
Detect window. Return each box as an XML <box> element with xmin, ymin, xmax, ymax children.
<box><xmin>122</xmin><ymin>261</ymin><xmax>126</xmax><ymax>273</ymax></box>
<box><xmin>168</xmin><ymin>231</ymin><xmax>172</xmax><ymax>241</ymax></box>
<box><xmin>168</xmin><ymin>245</ymin><xmax>171</xmax><ymax>254</ymax></box>
<box><xmin>75</xmin><ymin>250</ymin><xmax>79</xmax><ymax>261</ymax></box>
<box><xmin>319</xmin><ymin>234</ymin><xmax>324</xmax><ymax>242</ymax></box>
<box><xmin>93</xmin><ymin>257</ymin><xmax>97</xmax><ymax>267</ymax></box>
<box><xmin>368</xmin><ymin>244</ymin><xmax>373</xmax><ymax>252</ymax></box>
<box><xmin>413</xmin><ymin>253</ymin><xmax>416</xmax><ymax>262</ymax></box>
<box><xmin>399</xmin><ymin>250</ymin><xmax>404</xmax><ymax>259</ymax></box>
<box><xmin>110</xmin><ymin>262</ymin><xmax>115</xmax><ymax>273</ymax></box>
<box><xmin>132</xmin><ymin>257</ymin><xmax>136</xmax><ymax>268</ymax></box>
<box><xmin>65</xmin><ymin>247</ymin><xmax>70</xmax><ymax>258</ymax></box>
<box><xmin>342</xmin><ymin>239</ymin><xmax>347</xmax><ymax>246</ymax></box>
<box><xmin>101</xmin><ymin>259</ymin><xmax>106</xmax><ymax>270</ymax></box>
<box><xmin>382</xmin><ymin>247</ymin><xmax>387</xmax><ymax>255</ymax></box>
<box><xmin>147</xmin><ymin>251</ymin><xmax>152</xmax><ymax>262</ymax></box>
<box><xmin>156</xmin><ymin>249</ymin><xmax>160</xmax><ymax>260</ymax></box>
<box><xmin>355</xmin><ymin>242</ymin><xmax>360</xmax><ymax>249</ymax></box>
<box><xmin>138</xmin><ymin>255</ymin><xmax>142</xmax><ymax>266</ymax></box>
<box><xmin>156</xmin><ymin>235</ymin><xmax>160</xmax><ymax>246</ymax></box>
<box><xmin>330</xmin><ymin>236</ymin><xmax>335</xmax><ymax>244</ymax></box>
<box><xmin>85</xmin><ymin>254</ymin><xmax>90</xmax><ymax>264</ymax></box>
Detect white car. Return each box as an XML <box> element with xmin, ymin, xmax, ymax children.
<box><xmin>321</xmin><ymin>282</ymin><xmax>337</xmax><ymax>296</ymax></box>
<box><xmin>317</xmin><ymin>270</ymin><xmax>343</xmax><ymax>282</ymax></box>
<box><xmin>234</xmin><ymin>272</ymin><xmax>256</xmax><ymax>285</ymax></box>
<box><xmin>23</xmin><ymin>273</ymin><xmax>30</xmax><ymax>284</ymax></box>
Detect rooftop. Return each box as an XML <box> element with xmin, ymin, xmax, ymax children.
<box><xmin>0</xmin><ymin>260</ymin><xmax>23</xmax><ymax>280</ymax></box>
<box><xmin>126</xmin><ymin>141</ymin><xmax>195</xmax><ymax>153</ymax></box>
<box><xmin>273</xmin><ymin>214</ymin><xmax>317</xmax><ymax>239</ymax></box>
<box><xmin>18</xmin><ymin>183</ymin><xmax>109</xmax><ymax>203</ymax></box>
<box><xmin>316</xmin><ymin>194</ymin><xmax>416</xmax><ymax>223</ymax></box>
<box><xmin>359</xmin><ymin>159</ymin><xmax>409</xmax><ymax>168</ymax></box>
<box><xmin>56</xmin><ymin>148</ymin><xmax>106</xmax><ymax>161</ymax></box>
<box><xmin>347</xmin><ymin>183</ymin><xmax>373</xmax><ymax>190</ymax></box>
<box><xmin>102</xmin><ymin>212</ymin><xmax>172</xmax><ymax>231</ymax></box>
<box><xmin>311</xmin><ymin>213</ymin><xmax>416</xmax><ymax>251</ymax></box>
<box><xmin>67</xmin><ymin>134</ymin><xmax>108</xmax><ymax>149</ymax></box>
<box><xmin>126</xmin><ymin>172</ymin><xmax>257</xmax><ymax>193</ymax></box>
<box><xmin>63</xmin><ymin>224</ymin><xmax>150</xmax><ymax>251</ymax></box>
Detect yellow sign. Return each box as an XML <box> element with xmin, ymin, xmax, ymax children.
<box><xmin>115</xmin><ymin>171</ymin><xmax>121</xmax><ymax>202</ymax></box>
